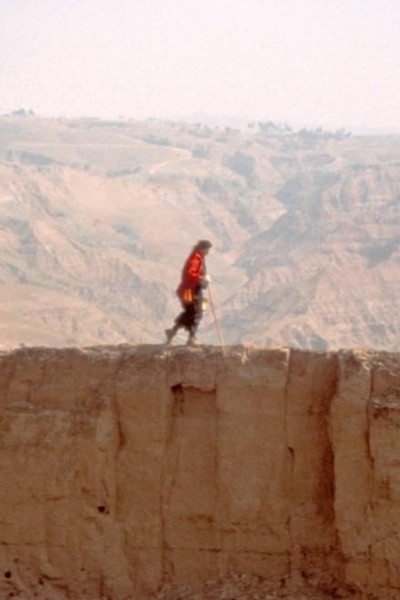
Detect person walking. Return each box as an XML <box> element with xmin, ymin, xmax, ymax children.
<box><xmin>165</xmin><ymin>240</ymin><xmax>212</xmax><ymax>346</ymax></box>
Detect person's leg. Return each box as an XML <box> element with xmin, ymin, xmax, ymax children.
<box><xmin>165</xmin><ymin>324</ymin><xmax>179</xmax><ymax>344</ymax></box>
<box><xmin>186</xmin><ymin>297</ymin><xmax>204</xmax><ymax>346</ymax></box>
<box><xmin>165</xmin><ymin>303</ymin><xmax>195</xmax><ymax>344</ymax></box>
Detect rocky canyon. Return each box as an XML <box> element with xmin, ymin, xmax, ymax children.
<box><xmin>1</xmin><ymin>115</ymin><xmax>400</xmax><ymax>351</ymax></box>
<box><xmin>1</xmin><ymin>344</ymin><xmax>400</xmax><ymax>599</ymax></box>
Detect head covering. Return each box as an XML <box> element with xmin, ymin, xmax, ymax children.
<box><xmin>196</xmin><ymin>239</ymin><xmax>212</xmax><ymax>250</ymax></box>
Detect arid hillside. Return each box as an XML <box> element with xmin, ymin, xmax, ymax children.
<box><xmin>0</xmin><ymin>115</ymin><xmax>399</xmax><ymax>350</ymax></box>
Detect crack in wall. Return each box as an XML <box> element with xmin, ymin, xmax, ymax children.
<box><xmin>284</xmin><ymin>349</ymin><xmax>344</xmax><ymax>583</ymax></box>
<box><xmin>284</xmin><ymin>348</ymin><xmax>295</xmax><ymax>577</ymax></box>
<box><xmin>160</xmin><ymin>383</ymin><xmax>183</xmax><ymax>583</ymax></box>
<box><xmin>161</xmin><ymin>382</ymin><xmax>219</xmax><ymax>584</ymax></box>
<box><xmin>323</xmin><ymin>353</ymin><xmax>346</xmax><ymax>580</ymax></box>
<box><xmin>365</xmin><ymin>356</ymin><xmax>375</xmax><ymax>471</ymax></box>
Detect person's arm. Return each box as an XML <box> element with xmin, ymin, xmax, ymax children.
<box><xmin>186</xmin><ymin>252</ymin><xmax>203</xmax><ymax>286</ymax></box>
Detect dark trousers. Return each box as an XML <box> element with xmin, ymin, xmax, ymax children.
<box><xmin>175</xmin><ymin>296</ymin><xmax>203</xmax><ymax>336</ymax></box>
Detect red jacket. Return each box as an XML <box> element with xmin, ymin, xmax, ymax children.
<box><xmin>176</xmin><ymin>250</ymin><xmax>205</xmax><ymax>303</ymax></box>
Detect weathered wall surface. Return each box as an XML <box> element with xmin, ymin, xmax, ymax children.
<box><xmin>0</xmin><ymin>345</ymin><xmax>399</xmax><ymax>599</ymax></box>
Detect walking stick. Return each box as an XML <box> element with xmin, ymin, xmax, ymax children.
<box><xmin>207</xmin><ymin>284</ymin><xmax>225</xmax><ymax>351</ymax></box>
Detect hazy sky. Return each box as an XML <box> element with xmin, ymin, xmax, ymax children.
<box><xmin>1</xmin><ymin>0</ymin><xmax>399</xmax><ymax>129</ymax></box>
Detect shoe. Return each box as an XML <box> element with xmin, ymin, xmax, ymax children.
<box><xmin>186</xmin><ymin>335</ymin><xmax>198</xmax><ymax>347</ymax></box>
<box><xmin>165</xmin><ymin>328</ymin><xmax>175</xmax><ymax>345</ymax></box>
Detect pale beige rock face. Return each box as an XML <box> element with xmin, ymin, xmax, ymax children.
<box><xmin>0</xmin><ymin>345</ymin><xmax>399</xmax><ymax>599</ymax></box>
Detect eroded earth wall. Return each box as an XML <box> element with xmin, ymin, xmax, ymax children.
<box><xmin>0</xmin><ymin>345</ymin><xmax>399</xmax><ymax>599</ymax></box>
